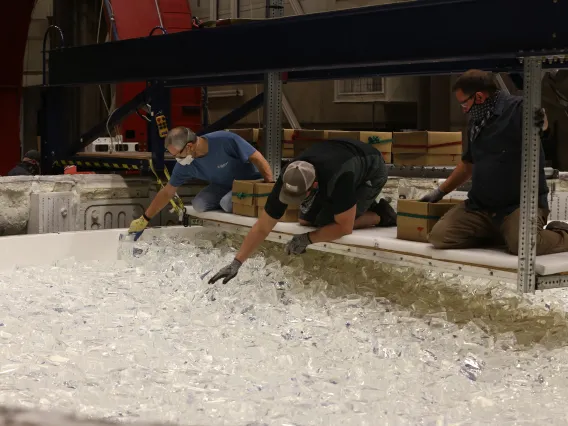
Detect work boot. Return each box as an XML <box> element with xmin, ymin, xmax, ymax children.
<box><xmin>369</xmin><ymin>198</ymin><xmax>397</xmax><ymax>227</ymax></box>
<box><xmin>546</xmin><ymin>221</ymin><xmax>568</xmax><ymax>232</ymax></box>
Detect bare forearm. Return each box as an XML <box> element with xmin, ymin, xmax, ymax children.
<box><xmin>250</xmin><ymin>155</ymin><xmax>274</xmax><ymax>182</ymax></box>
<box><xmin>235</xmin><ymin>226</ymin><xmax>271</xmax><ymax>263</ymax></box>
<box><xmin>145</xmin><ymin>187</ymin><xmax>174</xmax><ymax>218</ymax></box>
<box><xmin>235</xmin><ymin>211</ymin><xmax>278</xmax><ymax>262</ymax></box>
<box><xmin>308</xmin><ymin>223</ymin><xmax>350</xmax><ymax>244</ymax></box>
<box><xmin>439</xmin><ymin>161</ymin><xmax>472</xmax><ymax>194</ymax></box>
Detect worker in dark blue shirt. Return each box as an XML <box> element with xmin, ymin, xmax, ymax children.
<box><xmin>128</xmin><ymin>127</ymin><xmax>272</xmax><ymax>238</ymax></box>
<box><xmin>422</xmin><ymin>69</ymin><xmax>568</xmax><ymax>255</ymax></box>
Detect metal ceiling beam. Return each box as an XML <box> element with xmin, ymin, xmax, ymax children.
<box><xmin>163</xmin><ymin>57</ymin><xmax>561</xmax><ymax>88</ymax></box>
<box><xmin>47</xmin><ymin>0</ymin><xmax>568</xmax><ymax>86</ymax></box>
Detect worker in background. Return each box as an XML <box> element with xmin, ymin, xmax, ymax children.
<box><xmin>421</xmin><ymin>69</ymin><xmax>568</xmax><ymax>255</ymax></box>
<box><xmin>128</xmin><ymin>127</ymin><xmax>273</xmax><ymax>238</ymax></box>
<box><xmin>209</xmin><ymin>138</ymin><xmax>396</xmax><ymax>284</ymax></box>
<box><xmin>6</xmin><ymin>150</ymin><xmax>40</xmax><ymax>176</ymax></box>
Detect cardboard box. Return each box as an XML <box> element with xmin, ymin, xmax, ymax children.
<box><xmin>228</xmin><ymin>128</ymin><xmax>259</xmax><ymax>144</ymax></box>
<box><xmin>394</xmin><ymin>153</ymin><xmax>461</xmax><ymax>166</ymax></box>
<box><xmin>396</xmin><ymin>198</ymin><xmax>462</xmax><ymax>242</ymax></box>
<box><xmin>231</xmin><ymin>179</ymin><xmax>261</xmax><ymax>207</ymax></box>
<box><xmin>233</xmin><ymin>203</ymin><xmax>258</xmax><ymax>217</ymax></box>
<box><xmin>392</xmin><ymin>131</ymin><xmax>462</xmax><ymax>155</ymax></box>
<box><xmin>258</xmin><ymin>207</ymin><xmax>299</xmax><ymax>222</ymax></box>
<box><xmin>293</xmin><ymin>130</ymin><xmax>329</xmax><ymax>157</ymax></box>
<box><xmin>328</xmin><ymin>130</ymin><xmax>361</xmax><ymax>140</ymax></box>
<box><xmin>254</xmin><ymin>182</ymin><xmax>275</xmax><ymax>207</ymax></box>
<box><xmin>360</xmin><ymin>131</ymin><xmax>393</xmax><ymax>164</ymax></box>
<box><xmin>282</xmin><ymin>145</ymin><xmax>294</xmax><ymax>158</ymax></box>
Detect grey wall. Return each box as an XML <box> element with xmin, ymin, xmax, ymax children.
<box><xmin>195</xmin><ymin>0</ymin><xmax>422</xmax><ymax>130</ymax></box>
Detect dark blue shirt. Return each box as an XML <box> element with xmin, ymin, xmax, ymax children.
<box><xmin>168</xmin><ymin>131</ymin><xmax>261</xmax><ymax>188</ymax></box>
<box><xmin>463</xmin><ymin>93</ymin><xmax>549</xmax><ymax>216</ymax></box>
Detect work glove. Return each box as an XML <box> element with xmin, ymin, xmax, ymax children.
<box><xmin>285</xmin><ymin>233</ymin><xmax>312</xmax><ymax>255</ymax></box>
<box><xmin>534</xmin><ymin>108</ymin><xmax>547</xmax><ymax>138</ymax></box>
<box><xmin>420</xmin><ymin>187</ymin><xmax>446</xmax><ymax>203</ymax></box>
<box><xmin>128</xmin><ymin>215</ymin><xmax>149</xmax><ymax>241</ymax></box>
<box><xmin>208</xmin><ymin>259</ymin><xmax>242</xmax><ymax>284</ymax></box>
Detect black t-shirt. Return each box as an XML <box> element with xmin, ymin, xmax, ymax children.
<box><xmin>264</xmin><ymin>139</ymin><xmax>385</xmax><ymax>220</ymax></box>
<box><xmin>7</xmin><ymin>162</ymin><xmax>38</xmax><ymax>176</ymax></box>
<box><xmin>462</xmin><ymin>93</ymin><xmax>548</xmax><ymax>215</ymax></box>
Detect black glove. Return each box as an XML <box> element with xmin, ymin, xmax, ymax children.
<box><xmin>534</xmin><ymin>108</ymin><xmax>547</xmax><ymax>138</ymax></box>
<box><xmin>285</xmin><ymin>233</ymin><xmax>312</xmax><ymax>255</ymax></box>
<box><xmin>420</xmin><ymin>187</ymin><xmax>446</xmax><ymax>203</ymax></box>
<box><xmin>208</xmin><ymin>259</ymin><xmax>242</xmax><ymax>284</ymax></box>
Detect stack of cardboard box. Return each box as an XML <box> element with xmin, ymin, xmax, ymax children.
<box><xmin>228</xmin><ymin>128</ymin><xmax>260</xmax><ymax>148</ymax></box>
<box><xmin>231</xmin><ymin>179</ymin><xmax>263</xmax><ymax>217</ymax></box>
<box><xmin>226</xmin><ymin>128</ymin><xmax>395</xmax><ymax>164</ymax></box>
<box><xmin>291</xmin><ymin>130</ymin><xmax>329</xmax><ymax>157</ymax></box>
<box><xmin>359</xmin><ymin>131</ymin><xmax>393</xmax><ymax>164</ymax></box>
<box><xmin>392</xmin><ymin>131</ymin><xmax>462</xmax><ymax>166</ymax></box>
<box><xmin>227</xmin><ymin>128</ymin><xmax>462</xmax><ymax>167</ymax></box>
<box><xmin>231</xmin><ymin>179</ymin><xmax>300</xmax><ymax>222</ymax></box>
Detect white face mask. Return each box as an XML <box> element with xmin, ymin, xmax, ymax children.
<box><xmin>176</xmin><ymin>155</ymin><xmax>194</xmax><ymax>166</ymax></box>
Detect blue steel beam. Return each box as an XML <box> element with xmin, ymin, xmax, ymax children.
<box><xmin>198</xmin><ymin>92</ymin><xmax>264</xmax><ymax>135</ymax></box>
<box><xmin>47</xmin><ymin>0</ymin><xmax>568</xmax><ymax>86</ymax></box>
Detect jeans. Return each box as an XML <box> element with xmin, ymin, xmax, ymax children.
<box><xmin>192</xmin><ymin>184</ymin><xmax>232</xmax><ymax>213</ymax></box>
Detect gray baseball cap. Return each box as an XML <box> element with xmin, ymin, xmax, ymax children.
<box><xmin>279</xmin><ymin>161</ymin><xmax>316</xmax><ymax>205</ymax></box>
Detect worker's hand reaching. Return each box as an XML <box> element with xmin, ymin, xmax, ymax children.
<box><xmin>285</xmin><ymin>233</ymin><xmax>312</xmax><ymax>255</ymax></box>
<box><xmin>420</xmin><ymin>187</ymin><xmax>446</xmax><ymax>203</ymax></box>
<box><xmin>208</xmin><ymin>259</ymin><xmax>242</xmax><ymax>284</ymax></box>
<box><xmin>128</xmin><ymin>215</ymin><xmax>149</xmax><ymax>241</ymax></box>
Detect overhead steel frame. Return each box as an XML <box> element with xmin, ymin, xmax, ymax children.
<box><xmin>263</xmin><ymin>0</ymin><xmax>284</xmax><ymax>179</ymax></box>
<box><xmin>43</xmin><ymin>0</ymin><xmax>568</xmax><ymax>292</ymax></box>
<box><xmin>519</xmin><ymin>58</ymin><xmax>568</xmax><ymax>293</ymax></box>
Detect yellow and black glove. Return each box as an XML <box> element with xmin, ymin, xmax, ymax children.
<box><xmin>128</xmin><ymin>214</ymin><xmax>150</xmax><ymax>241</ymax></box>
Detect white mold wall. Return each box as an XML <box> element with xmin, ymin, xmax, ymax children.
<box><xmin>0</xmin><ymin>175</ymin><xmax>443</xmax><ymax>236</ymax></box>
<box><xmin>0</xmin><ymin>175</ymin><xmax>206</xmax><ymax>236</ymax></box>
<box><xmin>1</xmin><ymin>173</ymin><xmax>567</xmax><ymax>236</ymax></box>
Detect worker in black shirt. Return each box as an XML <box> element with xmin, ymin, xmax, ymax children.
<box><xmin>209</xmin><ymin>138</ymin><xmax>396</xmax><ymax>284</ymax></box>
<box><xmin>6</xmin><ymin>150</ymin><xmax>40</xmax><ymax>176</ymax></box>
<box><xmin>422</xmin><ymin>69</ymin><xmax>568</xmax><ymax>255</ymax></box>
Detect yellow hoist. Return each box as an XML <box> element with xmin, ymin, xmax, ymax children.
<box><xmin>148</xmin><ymin>112</ymin><xmax>190</xmax><ymax>227</ymax></box>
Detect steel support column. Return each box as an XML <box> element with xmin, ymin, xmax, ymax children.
<box><xmin>263</xmin><ymin>0</ymin><xmax>284</xmax><ymax>178</ymax></box>
<box><xmin>517</xmin><ymin>56</ymin><xmax>542</xmax><ymax>293</ymax></box>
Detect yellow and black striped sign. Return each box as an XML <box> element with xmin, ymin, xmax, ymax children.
<box><xmin>54</xmin><ymin>159</ymin><xmax>140</xmax><ymax>170</ymax></box>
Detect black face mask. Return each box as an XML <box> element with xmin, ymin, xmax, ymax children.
<box><xmin>467</xmin><ymin>91</ymin><xmax>501</xmax><ymax>123</ymax></box>
<box><xmin>21</xmin><ymin>160</ymin><xmax>40</xmax><ymax>175</ymax></box>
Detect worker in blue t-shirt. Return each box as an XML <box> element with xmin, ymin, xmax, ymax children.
<box><xmin>128</xmin><ymin>127</ymin><xmax>273</xmax><ymax>238</ymax></box>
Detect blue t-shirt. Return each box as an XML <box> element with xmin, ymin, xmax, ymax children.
<box><xmin>168</xmin><ymin>131</ymin><xmax>262</xmax><ymax>188</ymax></box>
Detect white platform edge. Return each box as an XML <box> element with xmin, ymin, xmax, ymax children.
<box><xmin>0</xmin><ymin>226</ymin><xmax>203</xmax><ymax>272</ymax></box>
<box><xmin>186</xmin><ymin>207</ymin><xmax>568</xmax><ymax>277</ymax></box>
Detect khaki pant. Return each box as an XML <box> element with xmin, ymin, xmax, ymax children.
<box><xmin>428</xmin><ymin>202</ymin><xmax>568</xmax><ymax>255</ymax></box>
